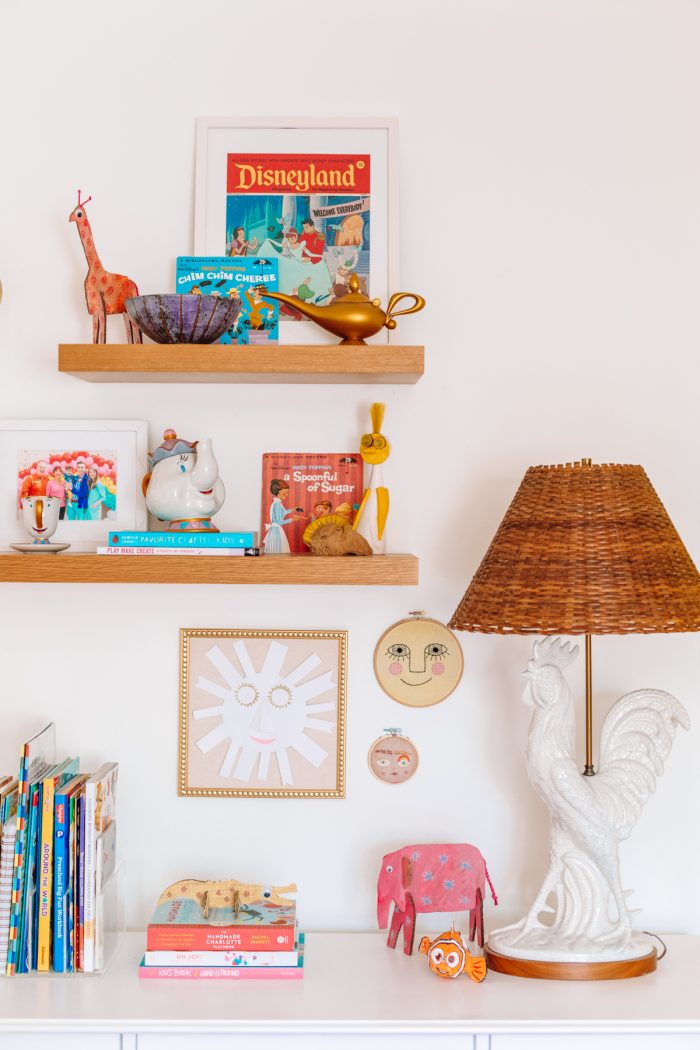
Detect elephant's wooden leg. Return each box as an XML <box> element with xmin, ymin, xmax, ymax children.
<box><xmin>475</xmin><ymin>888</ymin><xmax>484</xmax><ymax>947</ymax></box>
<box><xmin>402</xmin><ymin>893</ymin><xmax>416</xmax><ymax>956</ymax></box>
<box><xmin>387</xmin><ymin>903</ymin><xmax>404</xmax><ymax>950</ymax></box>
<box><xmin>469</xmin><ymin>900</ymin><xmax>477</xmax><ymax>943</ymax></box>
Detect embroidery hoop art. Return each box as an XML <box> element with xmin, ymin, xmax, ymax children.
<box><xmin>374</xmin><ymin>611</ymin><xmax>464</xmax><ymax>708</ymax></box>
<box><xmin>368</xmin><ymin>729</ymin><xmax>419</xmax><ymax>784</ymax></box>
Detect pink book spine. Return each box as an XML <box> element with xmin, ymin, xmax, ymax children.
<box><xmin>138</xmin><ymin>964</ymin><xmax>303</xmax><ymax>981</ymax></box>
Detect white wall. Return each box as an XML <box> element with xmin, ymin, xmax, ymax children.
<box><xmin>0</xmin><ymin>0</ymin><xmax>698</xmax><ymax>937</ymax></box>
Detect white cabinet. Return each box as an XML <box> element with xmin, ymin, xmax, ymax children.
<box><xmin>0</xmin><ymin>1038</ymin><xmax>119</xmax><ymax>1050</ymax></box>
<box><xmin>0</xmin><ymin>933</ymin><xmax>698</xmax><ymax>1050</ymax></box>
<box><xmin>492</xmin><ymin>1039</ymin><xmax>700</xmax><ymax>1050</ymax></box>
<box><xmin>137</xmin><ymin>1038</ymin><xmax>473</xmax><ymax>1050</ymax></box>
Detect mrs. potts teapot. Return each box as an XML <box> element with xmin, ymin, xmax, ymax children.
<box><xmin>142</xmin><ymin>429</ymin><xmax>226</xmax><ymax>532</ymax></box>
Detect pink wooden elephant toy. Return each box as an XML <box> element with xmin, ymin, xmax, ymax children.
<box><xmin>377</xmin><ymin>843</ymin><xmax>498</xmax><ymax>955</ymax></box>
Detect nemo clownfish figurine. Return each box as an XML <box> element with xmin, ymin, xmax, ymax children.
<box><xmin>419</xmin><ymin>926</ymin><xmax>487</xmax><ymax>982</ymax></box>
<box><xmin>353</xmin><ymin>402</ymin><xmax>390</xmax><ymax>554</ymax></box>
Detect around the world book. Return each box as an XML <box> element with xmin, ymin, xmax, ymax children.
<box><xmin>146</xmin><ymin>896</ymin><xmax>297</xmax><ymax>951</ymax></box>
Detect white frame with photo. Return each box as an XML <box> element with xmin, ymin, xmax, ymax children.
<box><xmin>194</xmin><ymin>116</ymin><xmax>399</xmax><ymax>345</ymax></box>
<box><xmin>0</xmin><ymin>419</ymin><xmax>148</xmax><ymax>552</ymax></box>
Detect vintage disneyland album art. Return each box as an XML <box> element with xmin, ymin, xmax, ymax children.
<box><xmin>226</xmin><ymin>153</ymin><xmax>371</xmax><ymax>321</ymax></box>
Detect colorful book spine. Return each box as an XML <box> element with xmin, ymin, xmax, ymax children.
<box><xmin>0</xmin><ymin>817</ymin><xmax>17</xmax><ymax>972</ymax></box>
<box><xmin>6</xmin><ymin>747</ymin><xmax>30</xmax><ymax>974</ymax></box>
<box><xmin>146</xmin><ymin>925</ymin><xmax>296</xmax><ymax>952</ymax></box>
<box><xmin>77</xmin><ymin>793</ymin><xmax>86</xmax><ymax>971</ymax></box>
<box><xmin>53</xmin><ymin>775</ymin><xmax>86</xmax><ymax>972</ymax></box>
<box><xmin>109</xmin><ymin>531</ymin><xmax>257</xmax><ymax>548</ymax></box>
<box><xmin>37</xmin><ymin>775</ymin><xmax>56</xmax><ymax>970</ymax></box>
<box><xmin>138</xmin><ymin>961</ymin><xmax>303</xmax><ymax>981</ymax></box>
<box><xmin>97</xmin><ymin>546</ymin><xmax>259</xmax><ymax>557</ymax></box>
<box><xmin>16</xmin><ymin>784</ymin><xmax>40</xmax><ymax>973</ymax></box>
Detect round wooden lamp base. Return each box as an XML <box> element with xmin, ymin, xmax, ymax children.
<box><xmin>484</xmin><ymin>945</ymin><xmax>657</xmax><ymax>981</ymax></box>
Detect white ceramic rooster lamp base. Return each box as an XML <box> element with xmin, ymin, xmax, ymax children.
<box><xmin>486</xmin><ymin>636</ymin><xmax>688</xmax><ymax>978</ymax></box>
<box><xmin>449</xmin><ymin>460</ymin><xmax>700</xmax><ymax>980</ymax></box>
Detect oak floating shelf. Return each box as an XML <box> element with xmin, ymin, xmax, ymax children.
<box><xmin>0</xmin><ymin>553</ymin><xmax>418</xmax><ymax>586</ymax></box>
<box><xmin>58</xmin><ymin>344</ymin><xmax>424</xmax><ymax>385</ymax></box>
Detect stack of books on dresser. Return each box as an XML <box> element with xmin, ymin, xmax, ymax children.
<box><xmin>140</xmin><ymin>890</ymin><xmax>303</xmax><ymax>981</ymax></box>
<box><xmin>98</xmin><ymin>531</ymin><xmax>259</xmax><ymax>557</ymax></box>
<box><xmin>0</xmin><ymin>722</ymin><xmax>119</xmax><ymax>975</ymax></box>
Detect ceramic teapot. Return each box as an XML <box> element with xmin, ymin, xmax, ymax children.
<box><xmin>143</xmin><ymin>429</ymin><xmax>226</xmax><ymax>532</ymax></box>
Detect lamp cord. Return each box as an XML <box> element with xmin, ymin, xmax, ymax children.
<box><xmin>643</xmin><ymin>931</ymin><xmax>667</xmax><ymax>961</ymax></box>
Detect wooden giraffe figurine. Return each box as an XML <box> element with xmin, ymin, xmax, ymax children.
<box><xmin>68</xmin><ymin>190</ymin><xmax>142</xmax><ymax>344</ymax></box>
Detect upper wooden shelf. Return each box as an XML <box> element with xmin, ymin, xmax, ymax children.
<box><xmin>0</xmin><ymin>552</ymin><xmax>418</xmax><ymax>586</ymax></box>
<box><xmin>58</xmin><ymin>344</ymin><xmax>424</xmax><ymax>385</ymax></box>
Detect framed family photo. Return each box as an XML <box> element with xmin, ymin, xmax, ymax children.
<box><xmin>179</xmin><ymin>628</ymin><xmax>347</xmax><ymax>799</ymax></box>
<box><xmin>194</xmin><ymin>117</ymin><xmax>398</xmax><ymax>344</ymax></box>
<box><xmin>0</xmin><ymin>419</ymin><xmax>148</xmax><ymax>551</ymax></box>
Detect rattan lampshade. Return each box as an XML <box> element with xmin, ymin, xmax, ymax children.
<box><xmin>449</xmin><ymin>461</ymin><xmax>700</xmax><ymax>635</ymax></box>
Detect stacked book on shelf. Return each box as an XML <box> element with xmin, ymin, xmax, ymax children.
<box><xmin>0</xmin><ymin>722</ymin><xmax>118</xmax><ymax>975</ymax></box>
<box><xmin>140</xmin><ymin>885</ymin><xmax>303</xmax><ymax>980</ymax></box>
<box><xmin>98</xmin><ymin>531</ymin><xmax>259</xmax><ymax>557</ymax></box>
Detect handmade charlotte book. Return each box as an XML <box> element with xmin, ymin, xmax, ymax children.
<box><xmin>147</xmin><ymin>897</ymin><xmax>297</xmax><ymax>952</ymax></box>
<box><xmin>176</xmin><ymin>256</ymin><xmax>279</xmax><ymax>345</ymax></box>
<box><xmin>83</xmin><ymin>763</ymin><xmax>118</xmax><ymax>972</ymax></box>
<box><xmin>260</xmin><ymin>453</ymin><xmax>363</xmax><ymax>554</ymax></box>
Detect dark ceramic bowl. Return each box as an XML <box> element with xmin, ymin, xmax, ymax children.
<box><xmin>125</xmin><ymin>294</ymin><xmax>242</xmax><ymax>344</ymax></box>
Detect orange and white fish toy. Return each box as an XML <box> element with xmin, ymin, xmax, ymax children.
<box><xmin>419</xmin><ymin>926</ymin><xmax>487</xmax><ymax>982</ymax></box>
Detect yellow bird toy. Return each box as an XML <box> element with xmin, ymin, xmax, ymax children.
<box><xmin>353</xmin><ymin>402</ymin><xmax>390</xmax><ymax>554</ymax></box>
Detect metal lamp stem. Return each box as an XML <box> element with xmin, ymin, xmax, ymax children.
<box><xmin>583</xmin><ymin>633</ymin><xmax>595</xmax><ymax>775</ymax></box>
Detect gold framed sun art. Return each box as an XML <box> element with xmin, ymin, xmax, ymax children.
<box><xmin>179</xmin><ymin>628</ymin><xmax>347</xmax><ymax>798</ymax></box>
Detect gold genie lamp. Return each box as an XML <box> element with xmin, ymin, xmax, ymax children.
<box><xmin>261</xmin><ymin>274</ymin><xmax>425</xmax><ymax>345</ymax></box>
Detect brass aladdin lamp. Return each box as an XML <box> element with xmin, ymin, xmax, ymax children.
<box><xmin>262</xmin><ymin>274</ymin><xmax>425</xmax><ymax>345</ymax></box>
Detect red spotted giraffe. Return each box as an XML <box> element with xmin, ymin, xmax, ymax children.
<box><xmin>69</xmin><ymin>190</ymin><xmax>142</xmax><ymax>343</ymax></box>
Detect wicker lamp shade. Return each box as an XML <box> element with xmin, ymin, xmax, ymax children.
<box><xmin>449</xmin><ymin>461</ymin><xmax>700</xmax><ymax>635</ymax></box>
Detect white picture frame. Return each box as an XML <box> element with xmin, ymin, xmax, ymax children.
<box><xmin>194</xmin><ymin>117</ymin><xmax>399</xmax><ymax>345</ymax></box>
<box><xmin>0</xmin><ymin>419</ymin><xmax>148</xmax><ymax>552</ymax></box>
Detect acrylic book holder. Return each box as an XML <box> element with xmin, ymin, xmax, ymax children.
<box><xmin>2</xmin><ymin>860</ymin><xmax>125</xmax><ymax>978</ymax></box>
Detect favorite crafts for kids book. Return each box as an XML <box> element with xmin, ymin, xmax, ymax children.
<box><xmin>176</xmin><ymin>256</ymin><xmax>279</xmax><ymax>345</ymax></box>
<box><xmin>260</xmin><ymin>453</ymin><xmax>363</xmax><ymax>554</ymax></box>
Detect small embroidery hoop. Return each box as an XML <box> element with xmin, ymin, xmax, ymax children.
<box><xmin>367</xmin><ymin>728</ymin><xmax>419</xmax><ymax>784</ymax></box>
<box><xmin>374</xmin><ymin>610</ymin><xmax>464</xmax><ymax>708</ymax></box>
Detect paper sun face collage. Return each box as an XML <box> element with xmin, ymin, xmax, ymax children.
<box><xmin>180</xmin><ymin>631</ymin><xmax>346</xmax><ymax>797</ymax></box>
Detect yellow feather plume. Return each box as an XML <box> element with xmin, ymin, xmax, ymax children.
<box><xmin>370</xmin><ymin>402</ymin><xmax>386</xmax><ymax>433</ymax></box>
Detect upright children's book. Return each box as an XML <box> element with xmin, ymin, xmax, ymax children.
<box><xmin>260</xmin><ymin>453</ymin><xmax>363</xmax><ymax>554</ymax></box>
<box><xmin>83</xmin><ymin>763</ymin><xmax>118</xmax><ymax>973</ymax></box>
<box><xmin>176</xmin><ymin>256</ymin><xmax>279</xmax><ymax>345</ymax></box>
<box><xmin>7</xmin><ymin>722</ymin><xmax>56</xmax><ymax>975</ymax></box>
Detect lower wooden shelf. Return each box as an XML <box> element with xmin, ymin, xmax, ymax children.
<box><xmin>0</xmin><ymin>552</ymin><xmax>418</xmax><ymax>585</ymax></box>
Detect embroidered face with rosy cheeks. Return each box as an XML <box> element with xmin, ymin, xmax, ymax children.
<box><xmin>368</xmin><ymin>737</ymin><xmax>418</xmax><ymax>783</ymax></box>
<box><xmin>374</xmin><ymin>618</ymin><xmax>464</xmax><ymax>708</ymax></box>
